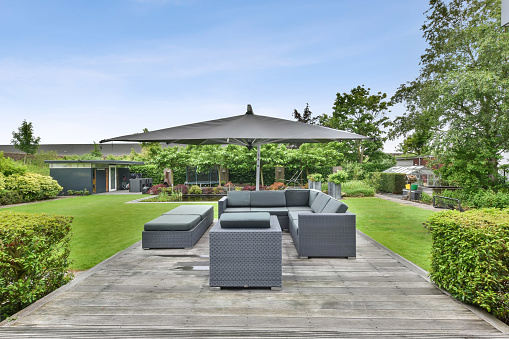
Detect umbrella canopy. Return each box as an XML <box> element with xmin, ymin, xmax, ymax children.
<box><xmin>100</xmin><ymin>105</ymin><xmax>369</xmax><ymax>189</ymax></box>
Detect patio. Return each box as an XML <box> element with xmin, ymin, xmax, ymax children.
<box><xmin>1</xmin><ymin>228</ymin><xmax>508</xmax><ymax>338</ymax></box>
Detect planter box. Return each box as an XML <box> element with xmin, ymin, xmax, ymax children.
<box><xmin>328</xmin><ymin>182</ymin><xmax>342</xmax><ymax>199</ymax></box>
<box><xmin>308</xmin><ymin>180</ymin><xmax>322</xmax><ymax>191</ymax></box>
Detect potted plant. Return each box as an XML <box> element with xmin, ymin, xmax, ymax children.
<box><xmin>327</xmin><ymin>170</ymin><xmax>348</xmax><ymax>199</ymax></box>
<box><xmin>307</xmin><ymin>173</ymin><xmax>323</xmax><ymax>191</ymax></box>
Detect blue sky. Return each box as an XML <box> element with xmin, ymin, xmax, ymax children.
<box><xmin>0</xmin><ymin>0</ymin><xmax>430</xmax><ymax>152</ymax></box>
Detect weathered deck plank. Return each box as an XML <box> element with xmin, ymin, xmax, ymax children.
<box><xmin>1</xmin><ymin>227</ymin><xmax>508</xmax><ymax>338</ymax></box>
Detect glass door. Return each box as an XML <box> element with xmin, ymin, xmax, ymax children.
<box><xmin>109</xmin><ymin>166</ymin><xmax>116</xmax><ymax>191</ymax></box>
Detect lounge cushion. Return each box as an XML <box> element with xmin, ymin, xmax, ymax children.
<box><xmin>285</xmin><ymin>189</ymin><xmax>309</xmax><ymax>206</ymax></box>
<box><xmin>311</xmin><ymin>193</ymin><xmax>331</xmax><ymax>213</ymax></box>
<box><xmin>250</xmin><ymin>191</ymin><xmax>286</xmax><ymax>207</ymax></box>
<box><xmin>286</xmin><ymin>206</ymin><xmax>313</xmax><ymax>212</ymax></box>
<box><xmin>163</xmin><ymin>205</ymin><xmax>213</xmax><ymax>219</ymax></box>
<box><xmin>308</xmin><ymin>189</ymin><xmax>320</xmax><ymax>206</ymax></box>
<box><xmin>250</xmin><ymin>207</ymin><xmax>289</xmax><ymax>216</ymax></box>
<box><xmin>288</xmin><ymin>211</ymin><xmax>313</xmax><ymax>221</ymax></box>
<box><xmin>227</xmin><ymin>191</ymin><xmax>251</xmax><ymax>207</ymax></box>
<box><xmin>322</xmin><ymin>199</ymin><xmax>349</xmax><ymax>213</ymax></box>
<box><xmin>224</xmin><ymin>207</ymin><xmax>252</xmax><ymax>213</ymax></box>
<box><xmin>220</xmin><ymin>212</ymin><xmax>271</xmax><ymax>228</ymax></box>
<box><xmin>144</xmin><ymin>214</ymin><xmax>201</xmax><ymax>231</ymax></box>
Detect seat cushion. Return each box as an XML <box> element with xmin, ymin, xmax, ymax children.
<box><xmin>286</xmin><ymin>206</ymin><xmax>313</xmax><ymax>212</ymax></box>
<box><xmin>144</xmin><ymin>214</ymin><xmax>201</xmax><ymax>231</ymax></box>
<box><xmin>308</xmin><ymin>189</ymin><xmax>320</xmax><ymax>206</ymax></box>
<box><xmin>224</xmin><ymin>207</ymin><xmax>252</xmax><ymax>213</ymax></box>
<box><xmin>250</xmin><ymin>191</ymin><xmax>286</xmax><ymax>207</ymax></box>
<box><xmin>163</xmin><ymin>205</ymin><xmax>213</xmax><ymax>219</ymax></box>
<box><xmin>220</xmin><ymin>212</ymin><xmax>271</xmax><ymax>228</ymax></box>
<box><xmin>321</xmin><ymin>199</ymin><xmax>349</xmax><ymax>213</ymax></box>
<box><xmin>227</xmin><ymin>191</ymin><xmax>251</xmax><ymax>207</ymax></box>
<box><xmin>288</xmin><ymin>210</ymin><xmax>313</xmax><ymax>221</ymax></box>
<box><xmin>250</xmin><ymin>207</ymin><xmax>289</xmax><ymax>216</ymax></box>
<box><xmin>310</xmin><ymin>193</ymin><xmax>331</xmax><ymax>213</ymax></box>
<box><xmin>285</xmin><ymin>189</ymin><xmax>309</xmax><ymax>206</ymax></box>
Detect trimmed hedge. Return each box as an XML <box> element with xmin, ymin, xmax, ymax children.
<box><xmin>0</xmin><ymin>211</ymin><xmax>74</xmax><ymax>320</ymax></box>
<box><xmin>4</xmin><ymin>173</ymin><xmax>62</xmax><ymax>202</ymax></box>
<box><xmin>427</xmin><ymin>209</ymin><xmax>509</xmax><ymax>324</ymax></box>
<box><xmin>379</xmin><ymin>172</ymin><xmax>406</xmax><ymax>194</ymax></box>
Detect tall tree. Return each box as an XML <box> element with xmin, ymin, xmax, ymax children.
<box><xmin>11</xmin><ymin>120</ymin><xmax>41</xmax><ymax>163</ymax></box>
<box><xmin>320</xmin><ymin>85</ymin><xmax>392</xmax><ymax>163</ymax></box>
<box><xmin>293</xmin><ymin>103</ymin><xmax>318</xmax><ymax>125</ymax></box>
<box><xmin>391</xmin><ymin>0</ymin><xmax>509</xmax><ymax>189</ymax></box>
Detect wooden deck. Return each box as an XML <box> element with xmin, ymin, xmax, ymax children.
<box><xmin>1</xmin><ymin>227</ymin><xmax>508</xmax><ymax>338</ymax></box>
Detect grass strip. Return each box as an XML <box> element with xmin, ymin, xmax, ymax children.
<box><xmin>344</xmin><ymin>197</ymin><xmax>435</xmax><ymax>271</ymax></box>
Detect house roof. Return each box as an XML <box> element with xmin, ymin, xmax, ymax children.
<box><xmin>383</xmin><ymin>165</ymin><xmax>435</xmax><ymax>175</ymax></box>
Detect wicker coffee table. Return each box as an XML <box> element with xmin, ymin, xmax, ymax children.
<box><xmin>209</xmin><ymin>213</ymin><xmax>282</xmax><ymax>290</ymax></box>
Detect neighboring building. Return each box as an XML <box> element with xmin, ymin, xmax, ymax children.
<box><xmin>45</xmin><ymin>160</ymin><xmax>144</xmax><ymax>194</ymax></box>
<box><xmin>0</xmin><ymin>143</ymin><xmax>144</xmax><ymax>156</ymax></box>
<box><xmin>395</xmin><ymin>156</ymin><xmax>443</xmax><ymax>169</ymax></box>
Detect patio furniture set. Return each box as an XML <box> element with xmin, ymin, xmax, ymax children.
<box><xmin>141</xmin><ymin>189</ymin><xmax>356</xmax><ymax>290</ymax></box>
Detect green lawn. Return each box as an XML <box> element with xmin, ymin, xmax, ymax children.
<box><xmin>1</xmin><ymin>196</ymin><xmax>217</xmax><ymax>270</ymax></box>
<box><xmin>344</xmin><ymin>197</ymin><xmax>435</xmax><ymax>271</ymax></box>
<box><xmin>1</xmin><ymin>195</ymin><xmax>434</xmax><ymax>272</ymax></box>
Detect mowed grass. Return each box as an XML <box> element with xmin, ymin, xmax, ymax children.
<box><xmin>1</xmin><ymin>195</ymin><xmax>217</xmax><ymax>270</ymax></box>
<box><xmin>344</xmin><ymin>197</ymin><xmax>435</xmax><ymax>271</ymax></box>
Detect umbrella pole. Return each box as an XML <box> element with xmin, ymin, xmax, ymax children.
<box><xmin>256</xmin><ymin>145</ymin><xmax>261</xmax><ymax>191</ymax></box>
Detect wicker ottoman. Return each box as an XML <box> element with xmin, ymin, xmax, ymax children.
<box><xmin>209</xmin><ymin>213</ymin><xmax>282</xmax><ymax>290</ymax></box>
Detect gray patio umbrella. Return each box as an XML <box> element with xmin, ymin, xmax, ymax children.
<box><xmin>100</xmin><ymin>105</ymin><xmax>369</xmax><ymax>190</ymax></box>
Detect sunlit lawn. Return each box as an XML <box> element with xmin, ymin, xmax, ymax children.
<box><xmin>344</xmin><ymin>197</ymin><xmax>435</xmax><ymax>271</ymax></box>
<box><xmin>2</xmin><ymin>195</ymin><xmax>217</xmax><ymax>270</ymax></box>
<box><xmin>2</xmin><ymin>195</ymin><xmax>434</xmax><ymax>271</ymax></box>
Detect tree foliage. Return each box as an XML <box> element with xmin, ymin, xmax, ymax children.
<box><xmin>391</xmin><ymin>0</ymin><xmax>509</xmax><ymax>189</ymax></box>
<box><xmin>11</xmin><ymin>120</ymin><xmax>41</xmax><ymax>158</ymax></box>
<box><xmin>320</xmin><ymin>85</ymin><xmax>392</xmax><ymax>163</ymax></box>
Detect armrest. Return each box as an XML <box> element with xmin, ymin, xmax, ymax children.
<box><xmin>298</xmin><ymin>212</ymin><xmax>356</xmax><ymax>236</ymax></box>
<box><xmin>218</xmin><ymin>196</ymin><xmax>228</xmax><ymax>218</ymax></box>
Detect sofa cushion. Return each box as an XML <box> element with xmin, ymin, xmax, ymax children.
<box><xmin>250</xmin><ymin>207</ymin><xmax>289</xmax><ymax>216</ymax></box>
<box><xmin>227</xmin><ymin>191</ymin><xmax>251</xmax><ymax>207</ymax></box>
<box><xmin>220</xmin><ymin>212</ymin><xmax>271</xmax><ymax>228</ymax></box>
<box><xmin>285</xmin><ymin>189</ymin><xmax>309</xmax><ymax>206</ymax></box>
<box><xmin>287</xmin><ymin>206</ymin><xmax>313</xmax><ymax>213</ymax></box>
<box><xmin>144</xmin><ymin>214</ymin><xmax>201</xmax><ymax>231</ymax></box>
<box><xmin>288</xmin><ymin>211</ymin><xmax>313</xmax><ymax>221</ymax></box>
<box><xmin>308</xmin><ymin>189</ymin><xmax>320</xmax><ymax>206</ymax></box>
<box><xmin>224</xmin><ymin>207</ymin><xmax>252</xmax><ymax>213</ymax></box>
<box><xmin>250</xmin><ymin>191</ymin><xmax>286</xmax><ymax>207</ymax></box>
<box><xmin>321</xmin><ymin>199</ymin><xmax>349</xmax><ymax>213</ymax></box>
<box><xmin>163</xmin><ymin>205</ymin><xmax>213</xmax><ymax>219</ymax></box>
<box><xmin>310</xmin><ymin>193</ymin><xmax>331</xmax><ymax>213</ymax></box>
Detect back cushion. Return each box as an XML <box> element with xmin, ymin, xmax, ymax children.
<box><xmin>310</xmin><ymin>193</ymin><xmax>331</xmax><ymax>213</ymax></box>
<box><xmin>250</xmin><ymin>191</ymin><xmax>286</xmax><ymax>207</ymax></box>
<box><xmin>321</xmin><ymin>198</ymin><xmax>349</xmax><ymax>213</ymax></box>
<box><xmin>227</xmin><ymin>191</ymin><xmax>251</xmax><ymax>207</ymax></box>
<box><xmin>308</xmin><ymin>189</ymin><xmax>320</xmax><ymax>206</ymax></box>
<box><xmin>285</xmin><ymin>189</ymin><xmax>309</xmax><ymax>206</ymax></box>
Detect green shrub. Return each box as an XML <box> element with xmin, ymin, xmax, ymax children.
<box><xmin>427</xmin><ymin>209</ymin><xmax>509</xmax><ymax>324</ymax></box>
<box><xmin>0</xmin><ymin>211</ymin><xmax>74</xmax><ymax>320</ymax></box>
<box><xmin>363</xmin><ymin>172</ymin><xmax>381</xmax><ymax>192</ymax></box>
<box><xmin>0</xmin><ymin>173</ymin><xmax>4</xmax><ymax>191</ymax></box>
<box><xmin>4</xmin><ymin>173</ymin><xmax>62</xmax><ymax>202</ymax></box>
<box><xmin>0</xmin><ymin>152</ymin><xmax>27</xmax><ymax>177</ymax></box>
<box><xmin>420</xmin><ymin>192</ymin><xmax>432</xmax><ymax>204</ymax></box>
<box><xmin>328</xmin><ymin>170</ymin><xmax>348</xmax><ymax>184</ymax></box>
<box><xmin>341</xmin><ymin>180</ymin><xmax>375</xmax><ymax>197</ymax></box>
<box><xmin>308</xmin><ymin>173</ymin><xmax>323</xmax><ymax>182</ymax></box>
<box><xmin>379</xmin><ymin>173</ymin><xmax>406</xmax><ymax>194</ymax></box>
<box><xmin>129</xmin><ymin>164</ymin><xmax>164</xmax><ymax>184</ymax></box>
<box><xmin>0</xmin><ymin>190</ymin><xmax>24</xmax><ymax>206</ymax></box>
<box><xmin>439</xmin><ymin>189</ymin><xmax>509</xmax><ymax>209</ymax></box>
<box><xmin>188</xmin><ymin>185</ymin><xmax>203</xmax><ymax>194</ymax></box>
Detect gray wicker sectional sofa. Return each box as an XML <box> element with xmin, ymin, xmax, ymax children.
<box><xmin>142</xmin><ymin>205</ymin><xmax>214</xmax><ymax>249</ymax></box>
<box><xmin>218</xmin><ymin>189</ymin><xmax>356</xmax><ymax>258</ymax></box>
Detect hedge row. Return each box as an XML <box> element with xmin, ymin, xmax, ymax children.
<box><xmin>0</xmin><ymin>211</ymin><xmax>74</xmax><ymax>320</ymax></box>
<box><xmin>0</xmin><ymin>173</ymin><xmax>62</xmax><ymax>206</ymax></box>
<box><xmin>427</xmin><ymin>209</ymin><xmax>509</xmax><ymax>324</ymax></box>
<box><xmin>378</xmin><ymin>172</ymin><xmax>406</xmax><ymax>194</ymax></box>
